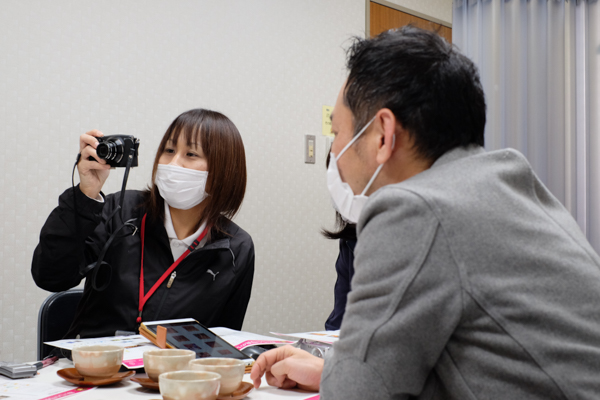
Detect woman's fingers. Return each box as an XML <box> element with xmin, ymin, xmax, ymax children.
<box><xmin>79</xmin><ymin>130</ymin><xmax>104</xmax><ymax>152</ymax></box>
<box><xmin>79</xmin><ymin>130</ymin><xmax>110</xmax><ymax>167</ymax></box>
<box><xmin>80</xmin><ymin>145</ymin><xmax>105</xmax><ymax>166</ymax></box>
<box><xmin>77</xmin><ymin>130</ymin><xmax>111</xmax><ymax>199</ymax></box>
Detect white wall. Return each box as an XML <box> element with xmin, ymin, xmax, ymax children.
<box><xmin>0</xmin><ymin>0</ymin><xmax>449</xmax><ymax>362</ymax></box>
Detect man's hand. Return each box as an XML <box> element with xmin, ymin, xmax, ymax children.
<box><xmin>250</xmin><ymin>345</ymin><xmax>324</xmax><ymax>392</ymax></box>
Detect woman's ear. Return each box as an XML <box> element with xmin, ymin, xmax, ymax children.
<box><xmin>375</xmin><ymin>108</ymin><xmax>398</xmax><ymax>165</ymax></box>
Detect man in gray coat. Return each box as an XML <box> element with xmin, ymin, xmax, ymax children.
<box><xmin>251</xmin><ymin>26</ymin><xmax>600</xmax><ymax>399</ymax></box>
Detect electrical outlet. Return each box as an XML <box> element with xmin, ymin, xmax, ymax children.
<box><xmin>305</xmin><ymin>135</ymin><xmax>316</xmax><ymax>164</ymax></box>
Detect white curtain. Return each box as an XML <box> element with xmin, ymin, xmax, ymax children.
<box><xmin>453</xmin><ymin>0</ymin><xmax>600</xmax><ymax>251</ymax></box>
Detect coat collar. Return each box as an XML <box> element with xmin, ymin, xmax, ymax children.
<box><xmin>431</xmin><ymin>145</ymin><xmax>486</xmax><ymax>169</ymax></box>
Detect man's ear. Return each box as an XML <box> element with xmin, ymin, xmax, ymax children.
<box><xmin>375</xmin><ymin>108</ymin><xmax>398</xmax><ymax>165</ymax></box>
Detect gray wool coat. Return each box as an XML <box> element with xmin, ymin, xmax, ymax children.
<box><xmin>320</xmin><ymin>145</ymin><xmax>600</xmax><ymax>400</ymax></box>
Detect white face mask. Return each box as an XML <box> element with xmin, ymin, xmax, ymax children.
<box><xmin>154</xmin><ymin>164</ymin><xmax>209</xmax><ymax>210</ymax></box>
<box><xmin>327</xmin><ymin>116</ymin><xmax>385</xmax><ymax>224</ymax></box>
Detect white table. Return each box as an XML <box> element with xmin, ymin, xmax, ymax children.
<box><xmin>0</xmin><ymin>359</ymin><xmax>318</xmax><ymax>400</ymax></box>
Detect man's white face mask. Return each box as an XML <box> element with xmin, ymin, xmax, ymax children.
<box><xmin>155</xmin><ymin>164</ymin><xmax>209</xmax><ymax>210</ymax></box>
<box><xmin>327</xmin><ymin>116</ymin><xmax>387</xmax><ymax>224</ymax></box>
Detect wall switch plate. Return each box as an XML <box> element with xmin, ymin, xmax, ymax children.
<box><xmin>305</xmin><ymin>134</ymin><xmax>316</xmax><ymax>164</ymax></box>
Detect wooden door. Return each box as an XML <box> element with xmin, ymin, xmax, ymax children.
<box><xmin>369</xmin><ymin>1</ymin><xmax>452</xmax><ymax>43</ymax></box>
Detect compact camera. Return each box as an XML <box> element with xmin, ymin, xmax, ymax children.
<box><xmin>94</xmin><ymin>135</ymin><xmax>140</xmax><ymax>168</ymax></box>
<box><xmin>293</xmin><ymin>339</ymin><xmax>332</xmax><ymax>358</ymax></box>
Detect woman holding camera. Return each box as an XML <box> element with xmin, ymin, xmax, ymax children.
<box><xmin>32</xmin><ymin>109</ymin><xmax>254</xmax><ymax>339</ymax></box>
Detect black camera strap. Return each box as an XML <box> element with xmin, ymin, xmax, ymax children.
<box><xmin>72</xmin><ymin>144</ymin><xmax>139</xmax><ymax>291</ymax></box>
<box><xmin>72</xmin><ymin>153</ymin><xmax>82</xmax><ymax>242</ymax></box>
<box><xmin>87</xmin><ymin>213</ymin><xmax>138</xmax><ymax>291</ymax></box>
<box><xmin>117</xmin><ymin>145</ymin><xmax>137</xmax><ymax>223</ymax></box>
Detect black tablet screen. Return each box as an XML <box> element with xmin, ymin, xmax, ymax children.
<box><xmin>146</xmin><ymin>321</ymin><xmax>249</xmax><ymax>360</ymax></box>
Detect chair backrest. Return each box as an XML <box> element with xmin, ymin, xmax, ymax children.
<box><xmin>37</xmin><ymin>289</ymin><xmax>84</xmax><ymax>360</ymax></box>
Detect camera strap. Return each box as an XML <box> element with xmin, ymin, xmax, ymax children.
<box><xmin>117</xmin><ymin>145</ymin><xmax>138</xmax><ymax>224</ymax></box>
<box><xmin>72</xmin><ymin>153</ymin><xmax>82</xmax><ymax>241</ymax></box>
<box><xmin>87</xmin><ymin>213</ymin><xmax>138</xmax><ymax>291</ymax></box>
<box><xmin>87</xmin><ymin>146</ymin><xmax>139</xmax><ymax>291</ymax></box>
<box><xmin>73</xmin><ymin>144</ymin><xmax>140</xmax><ymax>291</ymax></box>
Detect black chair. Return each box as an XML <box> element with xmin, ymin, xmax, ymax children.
<box><xmin>37</xmin><ymin>289</ymin><xmax>84</xmax><ymax>360</ymax></box>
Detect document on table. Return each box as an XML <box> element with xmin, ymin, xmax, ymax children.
<box><xmin>270</xmin><ymin>330</ymin><xmax>340</xmax><ymax>344</ymax></box>
<box><xmin>209</xmin><ymin>327</ymin><xmax>294</xmax><ymax>350</ymax></box>
<box><xmin>0</xmin><ymin>380</ymin><xmax>95</xmax><ymax>399</ymax></box>
<box><xmin>43</xmin><ymin>335</ymin><xmax>158</xmax><ymax>369</ymax></box>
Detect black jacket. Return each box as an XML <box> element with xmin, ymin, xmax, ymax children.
<box><xmin>32</xmin><ymin>186</ymin><xmax>254</xmax><ymax>338</ymax></box>
<box><xmin>325</xmin><ymin>239</ymin><xmax>355</xmax><ymax>331</ymax></box>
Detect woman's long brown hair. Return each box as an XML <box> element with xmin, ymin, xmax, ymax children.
<box><xmin>144</xmin><ymin>109</ymin><xmax>247</xmax><ymax>234</ymax></box>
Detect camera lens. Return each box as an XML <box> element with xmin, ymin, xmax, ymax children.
<box><xmin>96</xmin><ymin>138</ymin><xmax>124</xmax><ymax>163</ymax></box>
<box><xmin>96</xmin><ymin>143</ymin><xmax>111</xmax><ymax>159</ymax></box>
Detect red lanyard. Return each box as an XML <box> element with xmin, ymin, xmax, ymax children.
<box><xmin>137</xmin><ymin>213</ymin><xmax>210</xmax><ymax>324</ymax></box>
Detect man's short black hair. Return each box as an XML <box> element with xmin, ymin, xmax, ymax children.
<box><xmin>345</xmin><ymin>26</ymin><xmax>486</xmax><ymax>162</ymax></box>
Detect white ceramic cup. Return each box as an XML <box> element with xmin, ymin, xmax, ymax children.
<box><xmin>188</xmin><ymin>358</ymin><xmax>245</xmax><ymax>396</ymax></box>
<box><xmin>71</xmin><ymin>345</ymin><xmax>124</xmax><ymax>378</ymax></box>
<box><xmin>159</xmin><ymin>370</ymin><xmax>221</xmax><ymax>400</ymax></box>
<box><xmin>143</xmin><ymin>349</ymin><xmax>196</xmax><ymax>382</ymax></box>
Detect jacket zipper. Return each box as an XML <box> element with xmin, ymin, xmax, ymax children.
<box><xmin>166</xmin><ymin>271</ymin><xmax>176</xmax><ymax>288</ymax></box>
<box><xmin>154</xmin><ymin>271</ymin><xmax>177</xmax><ymax>319</ymax></box>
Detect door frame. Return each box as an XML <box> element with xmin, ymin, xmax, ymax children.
<box><xmin>366</xmin><ymin>0</ymin><xmax>452</xmax><ymax>38</ymax></box>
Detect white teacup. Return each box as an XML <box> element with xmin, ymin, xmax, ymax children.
<box><xmin>188</xmin><ymin>358</ymin><xmax>245</xmax><ymax>396</ymax></box>
<box><xmin>71</xmin><ymin>345</ymin><xmax>124</xmax><ymax>378</ymax></box>
<box><xmin>143</xmin><ymin>349</ymin><xmax>196</xmax><ymax>382</ymax></box>
<box><xmin>159</xmin><ymin>370</ymin><xmax>221</xmax><ymax>400</ymax></box>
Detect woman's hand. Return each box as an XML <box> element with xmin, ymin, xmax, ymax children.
<box><xmin>78</xmin><ymin>130</ymin><xmax>111</xmax><ymax>199</ymax></box>
<box><xmin>250</xmin><ymin>345</ymin><xmax>324</xmax><ymax>392</ymax></box>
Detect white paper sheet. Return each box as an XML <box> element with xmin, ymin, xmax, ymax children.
<box><xmin>210</xmin><ymin>328</ymin><xmax>294</xmax><ymax>350</ymax></box>
<box><xmin>0</xmin><ymin>380</ymin><xmax>95</xmax><ymax>400</ymax></box>
<box><xmin>43</xmin><ymin>335</ymin><xmax>156</xmax><ymax>369</ymax></box>
<box><xmin>269</xmin><ymin>330</ymin><xmax>340</xmax><ymax>344</ymax></box>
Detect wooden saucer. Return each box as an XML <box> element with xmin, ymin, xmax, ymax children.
<box><xmin>217</xmin><ymin>382</ymin><xmax>254</xmax><ymax>400</ymax></box>
<box><xmin>131</xmin><ymin>376</ymin><xmax>160</xmax><ymax>391</ymax></box>
<box><xmin>57</xmin><ymin>368</ymin><xmax>135</xmax><ymax>386</ymax></box>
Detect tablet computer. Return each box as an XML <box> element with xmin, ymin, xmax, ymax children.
<box><xmin>141</xmin><ymin>318</ymin><xmax>251</xmax><ymax>361</ymax></box>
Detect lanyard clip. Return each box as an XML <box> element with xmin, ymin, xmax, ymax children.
<box><xmin>136</xmin><ymin>311</ymin><xmax>142</xmax><ymax>324</ymax></box>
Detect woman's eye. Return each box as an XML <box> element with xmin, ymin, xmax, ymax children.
<box><xmin>164</xmin><ymin>148</ymin><xmax>175</xmax><ymax>154</ymax></box>
<box><xmin>187</xmin><ymin>152</ymin><xmax>198</xmax><ymax>157</ymax></box>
